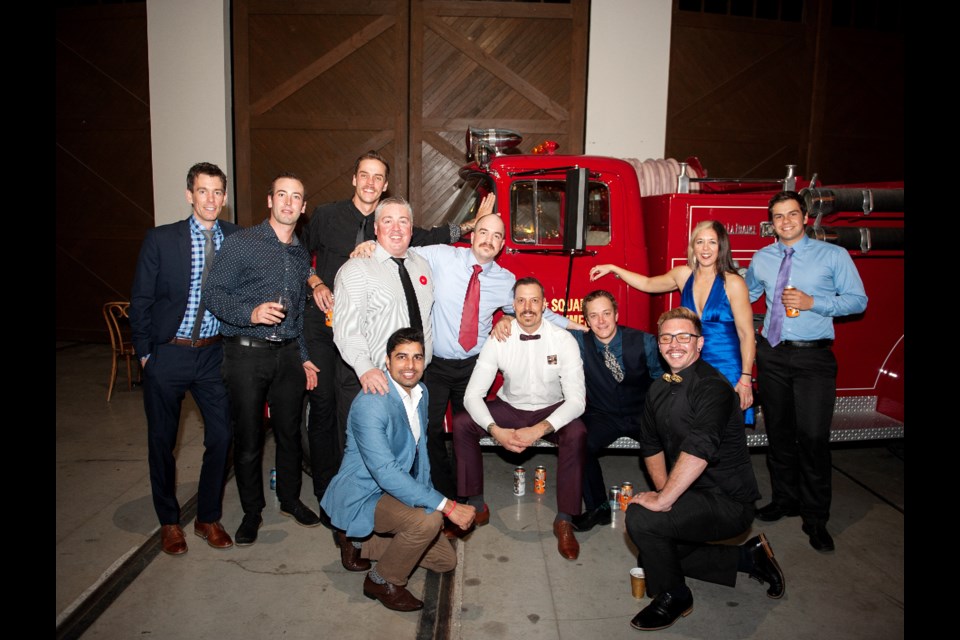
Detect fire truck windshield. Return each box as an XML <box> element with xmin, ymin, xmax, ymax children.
<box><xmin>439</xmin><ymin>173</ymin><xmax>494</xmax><ymax>228</ymax></box>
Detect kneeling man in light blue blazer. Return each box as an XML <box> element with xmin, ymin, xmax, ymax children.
<box><xmin>321</xmin><ymin>328</ymin><xmax>476</xmax><ymax>611</ymax></box>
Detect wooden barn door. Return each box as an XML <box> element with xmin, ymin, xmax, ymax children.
<box><xmin>410</xmin><ymin>0</ymin><xmax>590</xmax><ymax>227</ymax></box>
<box><xmin>233</xmin><ymin>0</ymin><xmax>410</xmax><ymax>226</ymax></box>
<box><xmin>232</xmin><ymin>0</ymin><xmax>589</xmax><ymax>227</ymax></box>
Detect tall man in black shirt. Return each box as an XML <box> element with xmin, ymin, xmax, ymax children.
<box><xmin>624</xmin><ymin>307</ymin><xmax>784</xmax><ymax>632</ymax></box>
<box><xmin>205</xmin><ymin>172</ymin><xmax>322</xmax><ymax>546</ymax></box>
<box><xmin>299</xmin><ymin>151</ymin><xmax>477</xmax><ymax>510</ymax></box>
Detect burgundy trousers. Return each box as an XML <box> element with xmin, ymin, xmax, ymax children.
<box><xmin>452</xmin><ymin>399</ymin><xmax>586</xmax><ymax>517</ymax></box>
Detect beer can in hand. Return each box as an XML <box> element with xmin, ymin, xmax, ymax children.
<box><xmin>619</xmin><ymin>482</ymin><xmax>634</xmax><ymax>511</ymax></box>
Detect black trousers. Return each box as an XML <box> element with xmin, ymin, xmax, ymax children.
<box><xmin>222</xmin><ymin>339</ymin><xmax>306</xmax><ymax>515</ymax></box>
<box><xmin>302</xmin><ymin>317</ymin><xmax>341</xmax><ymax>503</ymax></box>
<box><xmin>625</xmin><ymin>489</ymin><xmax>754</xmax><ymax>597</ymax></box>
<box><xmin>422</xmin><ymin>355</ymin><xmax>477</xmax><ymax>498</ymax></box>
<box><xmin>143</xmin><ymin>342</ymin><xmax>232</xmax><ymax>525</ymax></box>
<box><xmin>334</xmin><ymin>357</ymin><xmax>362</xmax><ymax>443</ymax></box>
<box><xmin>756</xmin><ymin>338</ymin><xmax>837</xmax><ymax>526</ymax></box>
<box><xmin>581</xmin><ymin>412</ymin><xmax>642</xmax><ymax>511</ymax></box>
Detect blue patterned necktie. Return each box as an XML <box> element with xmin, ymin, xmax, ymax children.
<box><xmin>766</xmin><ymin>247</ymin><xmax>795</xmax><ymax>347</ymax></box>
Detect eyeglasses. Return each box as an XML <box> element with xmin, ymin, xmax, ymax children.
<box><xmin>658</xmin><ymin>332</ymin><xmax>701</xmax><ymax>345</ymax></box>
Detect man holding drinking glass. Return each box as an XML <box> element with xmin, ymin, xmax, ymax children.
<box><xmin>205</xmin><ymin>172</ymin><xmax>322</xmax><ymax>546</ymax></box>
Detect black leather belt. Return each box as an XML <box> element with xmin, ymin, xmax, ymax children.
<box><xmin>779</xmin><ymin>339</ymin><xmax>833</xmax><ymax>349</ymax></box>
<box><xmin>225</xmin><ymin>335</ymin><xmax>296</xmax><ymax>349</ymax></box>
<box><xmin>169</xmin><ymin>335</ymin><xmax>222</xmax><ymax>347</ymax></box>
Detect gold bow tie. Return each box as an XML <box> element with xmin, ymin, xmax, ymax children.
<box><xmin>662</xmin><ymin>373</ymin><xmax>683</xmax><ymax>384</ymax></box>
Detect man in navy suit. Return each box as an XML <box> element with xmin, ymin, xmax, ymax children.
<box><xmin>321</xmin><ymin>328</ymin><xmax>476</xmax><ymax>612</ymax></box>
<box><xmin>130</xmin><ymin>162</ymin><xmax>238</xmax><ymax>555</ymax></box>
<box><xmin>570</xmin><ymin>290</ymin><xmax>663</xmax><ymax>532</ymax></box>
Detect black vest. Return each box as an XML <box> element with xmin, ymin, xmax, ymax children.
<box><xmin>582</xmin><ymin>327</ymin><xmax>655</xmax><ymax>419</ymax></box>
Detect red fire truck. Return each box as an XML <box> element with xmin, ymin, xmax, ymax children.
<box><xmin>446</xmin><ymin>128</ymin><xmax>904</xmax><ymax>446</ymax></box>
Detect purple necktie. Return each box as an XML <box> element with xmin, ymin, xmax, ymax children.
<box><xmin>766</xmin><ymin>247</ymin><xmax>795</xmax><ymax>347</ymax></box>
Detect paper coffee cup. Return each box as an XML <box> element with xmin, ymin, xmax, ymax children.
<box><xmin>630</xmin><ymin>567</ymin><xmax>646</xmax><ymax>599</ymax></box>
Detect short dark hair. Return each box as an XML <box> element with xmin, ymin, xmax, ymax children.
<box><xmin>767</xmin><ymin>190</ymin><xmax>806</xmax><ymax>220</ymax></box>
<box><xmin>512</xmin><ymin>276</ymin><xmax>545</xmax><ymax>298</ymax></box>
<box><xmin>268</xmin><ymin>171</ymin><xmax>304</xmax><ymax>196</ymax></box>
<box><xmin>583</xmin><ymin>289</ymin><xmax>618</xmax><ymax>315</ymax></box>
<box><xmin>186</xmin><ymin>162</ymin><xmax>227</xmax><ymax>191</ymax></box>
<box><xmin>387</xmin><ymin>327</ymin><xmax>424</xmax><ymax>357</ymax></box>
<box><xmin>353</xmin><ymin>150</ymin><xmax>391</xmax><ymax>180</ymax></box>
<box><xmin>657</xmin><ymin>306</ymin><xmax>703</xmax><ymax>335</ymax></box>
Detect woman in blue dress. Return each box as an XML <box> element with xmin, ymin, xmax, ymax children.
<box><xmin>589</xmin><ymin>220</ymin><xmax>755</xmax><ymax>423</ymax></box>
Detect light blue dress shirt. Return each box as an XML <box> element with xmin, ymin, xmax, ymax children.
<box><xmin>411</xmin><ymin>244</ymin><xmax>568</xmax><ymax>359</ymax></box>
<box><xmin>745</xmin><ymin>235</ymin><xmax>867</xmax><ymax>341</ymax></box>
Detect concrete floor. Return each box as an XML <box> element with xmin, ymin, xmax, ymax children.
<box><xmin>56</xmin><ymin>342</ymin><xmax>904</xmax><ymax>639</ymax></box>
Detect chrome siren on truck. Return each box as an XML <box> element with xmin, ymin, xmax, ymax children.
<box><xmin>466</xmin><ymin>127</ymin><xmax>523</xmax><ymax>168</ymax></box>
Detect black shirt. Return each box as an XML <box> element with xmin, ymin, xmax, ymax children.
<box><xmin>640</xmin><ymin>358</ymin><xmax>760</xmax><ymax>504</ymax></box>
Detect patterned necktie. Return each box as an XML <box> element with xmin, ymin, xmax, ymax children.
<box><xmin>766</xmin><ymin>246</ymin><xmax>795</xmax><ymax>347</ymax></box>
<box><xmin>458</xmin><ymin>264</ymin><xmax>483</xmax><ymax>351</ymax></box>
<box><xmin>191</xmin><ymin>229</ymin><xmax>215</xmax><ymax>341</ymax></box>
<box><xmin>391</xmin><ymin>257</ymin><xmax>423</xmax><ymax>331</ymax></box>
<box><xmin>603</xmin><ymin>344</ymin><xmax>624</xmax><ymax>382</ymax></box>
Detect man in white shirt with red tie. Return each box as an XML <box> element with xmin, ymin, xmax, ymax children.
<box><xmin>452</xmin><ymin>277</ymin><xmax>587</xmax><ymax>560</ymax></box>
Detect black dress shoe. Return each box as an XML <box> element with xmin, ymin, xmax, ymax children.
<box><xmin>571</xmin><ymin>503</ymin><xmax>612</xmax><ymax>532</ymax></box>
<box><xmin>744</xmin><ymin>533</ymin><xmax>785</xmax><ymax>599</ymax></box>
<box><xmin>280</xmin><ymin>500</ymin><xmax>322</xmax><ymax>527</ymax></box>
<box><xmin>802</xmin><ymin>523</ymin><xmax>835</xmax><ymax>552</ymax></box>
<box><xmin>756</xmin><ymin>502</ymin><xmax>800</xmax><ymax>522</ymax></box>
<box><xmin>630</xmin><ymin>585</ymin><xmax>694</xmax><ymax>631</ymax></box>
<box><xmin>235</xmin><ymin>513</ymin><xmax>263</xmax><ymax>546</ymax></box>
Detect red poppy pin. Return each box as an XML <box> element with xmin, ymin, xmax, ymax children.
<box><xmin>420</xmin><ymin>275</ymin><xmax>428</xmax><ymax>285</ymax></box>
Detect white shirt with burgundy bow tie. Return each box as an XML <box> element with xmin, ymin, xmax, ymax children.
<box><xmin>463</xmin><ymin>317</ymin><xmax>585</xmax><ymax>432</ymax></box>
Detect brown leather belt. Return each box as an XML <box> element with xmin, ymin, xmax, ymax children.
<box><xmin>169</xmin><ymin>335</ymin><xmax>222</xmax><ymax>348</ymax></box>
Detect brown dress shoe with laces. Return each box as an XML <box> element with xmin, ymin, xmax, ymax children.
<box><xmin>194</xmin><ymin>520</ymin><xmax>234</xmax><ymax>549</ymax></box>
<box><xmin>160</xmin><ymin>524</ymin><xmax>187</xmax><ymax>556</ymax></box>
<box><xmin>335</xmin><ymin>531</ymin><xmax>371</xmax><ymax>571</ymax></box>
<box><xmin>362</xmin><ymin>575</ymin><xmax>424</xmax><ymax>611</ymax></box>
<box><xmin>553</xmin><ymin>520</ymin><xmax>580</xmax><ymax>560</ymax></box>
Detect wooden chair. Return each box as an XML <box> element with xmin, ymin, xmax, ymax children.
<box><xmin>103</xmin><ymin>301</ymin><xmax>141</xmax><ymax>401</ymax></box>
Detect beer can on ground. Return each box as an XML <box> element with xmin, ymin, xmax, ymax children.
<box><xmin>609</xmin><ymin>486</ymin><xmax>621</xmax><ymax>511</ymax></box>
<box><xmin>270</xmin><ymin>467</ymin><xmax>277</xmax><ymax>491</ymax></box>
<box><xmin>784</xmin><ymin>285</ymin><xmax>800</xmax><ymax>318</ymax></box>
<box><xmin>619</xmin><ymin>481</ymin><xmax>634</xmax><ymax>511</ymax></box>
<box><xmin>534</xmin><ymin>466</ymin><xmax>547</xmax><ymax>495</ymax></box>
<box><xmin>514</xmin><ymin>467</ymin><xmax>526</xmax><ymax>496</ymax></box>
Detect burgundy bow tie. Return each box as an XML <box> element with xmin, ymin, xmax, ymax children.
<box><xmin>519</xmin><ymin>333</ymin><xmax>540</xmax><ymax>341</ymax></box>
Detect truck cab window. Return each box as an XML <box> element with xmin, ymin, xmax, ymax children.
<box><xmin>511</xmin><ymin>180</ymin><xmax>610</xmax><ymax>246</ymax></box>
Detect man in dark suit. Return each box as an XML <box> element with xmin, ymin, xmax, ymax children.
<box><xmin>130</xmin><ymin>162</ymin><xmax>238</xmax><ymax>555</ymax></box>
<box><xmin>321</xmin><ymin>328</ymin><xmax>475</xmax><ymax>612</ymax></box>
<box><xmin>569</xmin><ymin>290</ymin><xmax>663</xmax><ymax>532</ymax></box>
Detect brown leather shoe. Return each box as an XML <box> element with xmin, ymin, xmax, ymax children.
<box><xmin>474</xmin><ymin>503</ymin><xmax>490</xmax><ymax>527</ymax></box>
<box><xmin>335</xmin><ymin>531</ymin><xmax>371</xmax><ymax>572</ymax></box>
<box><xmin>160</xmin><ymin>524</ymin><xmax>187</xmax><ymax>556</ymax></box>
<box><xmin>194</xmin><ymin>520</ymin><xmax>234</xmax><ymax>549</ymax></box>
<box><xmin>553</xmin><ymin>520</ymin><xmax>580</xmax><ymax>560</ymax></box>
<box><xmin>362</xmin><ymin>574</ymin><xmax>424</xmax><ymax>611</ymax></box>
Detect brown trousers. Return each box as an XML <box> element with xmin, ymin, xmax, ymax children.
<box><xmin>361</xmin><ymin>493</ymin><xmax>457</xmax><ymax>586</ymax></box>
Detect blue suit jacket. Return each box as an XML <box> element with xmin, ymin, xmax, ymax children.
<box><xmin>129</xmin><ymin>217</ymin><xmax>239</xmax><ymax>359</ymax></box>
<box><xmin>321</xmin><ymin>382</ymin><xmax>445</xmax><ymax>538</ymax></box>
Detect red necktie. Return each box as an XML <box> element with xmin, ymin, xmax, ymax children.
<box><xmin>458</xmin><ymin>264</ymin><xmax>483</xmax><ymax>351</ymax></box>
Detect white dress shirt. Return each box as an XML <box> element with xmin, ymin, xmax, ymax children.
<box><xmin>464</xmin><ymin>317</ymin><xmax>586</xmax><ymax>432</ymax></box>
